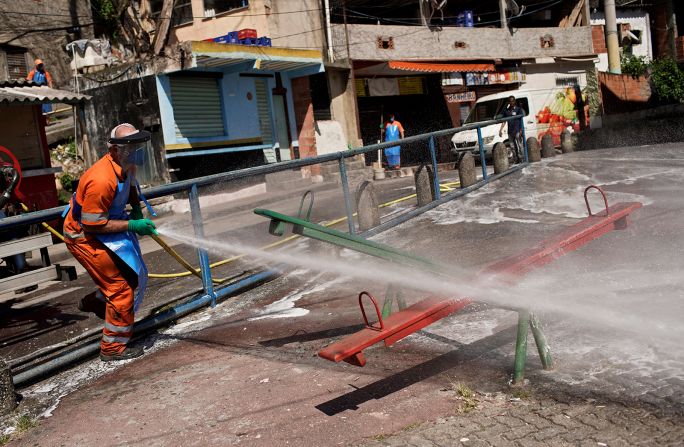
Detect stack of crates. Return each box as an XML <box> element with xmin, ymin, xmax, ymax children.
<box><xmin>208</xmin><ymin>29</ymin><xmax>273</xmax><ymax>47</ymax></box>
<box><xmin>456</xmin><ymin>10</ymin><xmax>474</xmax><ymax>27</ymax></box>
<box><xmin>238</xmin><ymin>28</ymin><xmax>257</xmax><ymax>45</ymax></box>
<box><xmin>212</xmin><ymin>31</ymin><xmax>239</xmax><ymax>44</ymax></box>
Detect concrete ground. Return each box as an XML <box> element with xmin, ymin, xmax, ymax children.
<box><xmin>3</xmin><ymin>145</ymin><xmax>684</xmax><ymax>446</ymax></box>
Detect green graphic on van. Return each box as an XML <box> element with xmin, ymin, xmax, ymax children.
<box><xmin>536</xmin><ymin>87</ymin><xmax>589</xmax><ymax>146</ymax></box>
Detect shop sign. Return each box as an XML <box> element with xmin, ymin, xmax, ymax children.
<box><xmin>465</xmin><ymin>69</ymin><xmax>526</xmax><ymax>86</ymax></box>
<box><xmin>355</xmin><ymin>77</ymin><xmax>426</xmax><ymax>97</ymax></box>
<box><xmin>355</xmin><ymin>78</ymin><xmax>367</xmax><ymax>97</ymax></box>
<box><xmin>445</xmin><ymin>91</ymin><xmax>476</xmax><ymax>103</ymax></box>
<box><xmin>397</xmin><ymin>77</ymin><xmax>425</xmax><ymax>95</ymax></box>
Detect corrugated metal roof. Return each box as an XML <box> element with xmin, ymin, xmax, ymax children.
<box><xmin>0</xmin><ymin>85</ymin><xmax>91</xmax><ymax>106</ymax></box>
<box><xmin>0</xmin><ymin>79</ymin><xmax>38</xmax><ymax>88</ymax></box>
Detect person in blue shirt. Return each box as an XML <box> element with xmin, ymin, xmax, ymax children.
<box><xmin>27</xmin><ymin>59</ymin><xmax>54</xmax><ymax>115</ymax></box>
<box><xmin>383</xmin><ymin>114</ymin><xmax>405</xmax><ymax>170</ymax></box>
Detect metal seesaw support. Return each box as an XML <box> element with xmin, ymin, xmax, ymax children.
<box><xmin>255</xmin><ymin>186</ymin><xmax>642</xmax><ymax>383</ymax></box>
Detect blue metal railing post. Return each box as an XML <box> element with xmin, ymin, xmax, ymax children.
<box><xmin>338</xmin><ymin>156</ymin><xmax>355</xmax><ymax>234</ymax></box>
<box><xmin>476</xmin><ymin>126</ymin><xmax>488</xmax><ymax>182</ymax></box>
<box><xmin>189</xmin><ymin>184</ymin><xmax>216</xmax><ymax>306</ymax></box>
<box><xmin>429</xmin><ymin>136</ymin><xmax>441</xmax><ymax>200</ymax></box>
<box><xmin>520</xmin><ymin>116</ymin><xmax>529</xmax><ymax>163</ymax></box>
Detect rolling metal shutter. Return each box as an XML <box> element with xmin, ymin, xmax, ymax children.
<box><xmin>255</xmin><ymin>78</ymin><xmax>277</xmax><ymax>163</ymax></box>
<box><xmin>170</xmin><ymin>77</ymin><xmax>224</xmax><ymax>138</ymax></box>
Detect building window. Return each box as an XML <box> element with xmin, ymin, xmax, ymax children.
<box><xmin>204</xmin><ymin>0</ymin><xmax>249</xmax><ymax>18</ymax></box>
<box><xmin>4</xmin><ymin>48</ymin><xmax>28</xmax><ymax>80</ymax></box>
<box><xmin>555</xmin><ymin>75</ymin><xmax>580</xmax><ymax>87</ymax></box>
<box><xmin>149</xmin><ymin>0</ymin><xmax>193</xmax><ymax>27</ymax></box>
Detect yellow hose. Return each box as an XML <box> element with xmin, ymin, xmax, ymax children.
<box><xmin>20</xmin><ymin>203</ymin><xmax>65</xmax><ymax>242</ymax></box>
<box><xmin>19</xmin><ymin>178</ymin><xmax>460</xmax><ymax>281</ymax></box>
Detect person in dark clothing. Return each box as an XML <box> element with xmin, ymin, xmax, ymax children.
<box><xmin>574</xmin><ymin>84</ymin><xmax>587</xmax><ymax>131</ymax></box>
<box><xmin>499</xmin><ymin>95</ymin><xmax>524</xmax><ymax>162</ymax></box>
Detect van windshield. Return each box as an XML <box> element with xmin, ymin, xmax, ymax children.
<box><xmin>464</xmin><ymin>97</ymin><xmax>529</xmax><ymax>124</ymax></box>
<box><xmin>464</xmin><ymin>98</ymin><xmax>506</xmax><ymax>124</ymax></box>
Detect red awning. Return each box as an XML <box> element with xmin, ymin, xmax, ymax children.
<box><xmin>388</xmin><ymin>61</ymin><xmax>495</xmax><ymax>73</ymax></box>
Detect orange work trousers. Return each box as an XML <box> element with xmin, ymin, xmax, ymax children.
<box><xmin>66</xmin><ymin>237</ymin><xmax>137</xmax><ymax>355</ymax></box>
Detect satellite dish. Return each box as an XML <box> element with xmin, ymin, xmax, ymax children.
<box><xmin>506</xmin><ymin>0</ymin><xmax>526</xmax><ymax>17</ymax></box>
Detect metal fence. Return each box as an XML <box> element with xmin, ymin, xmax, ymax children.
<box><xmin>8</xmin><ymin>115</ymin><xmax>528</xmax><ymax>386</ymax></box>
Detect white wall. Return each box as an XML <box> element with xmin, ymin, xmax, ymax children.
<box><xmin>591</xmin><ymin>9</ymin><xmax>653</xmax><ymax>72</ymax></box>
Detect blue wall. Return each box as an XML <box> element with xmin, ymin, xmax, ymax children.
<box><xmin>157</xmin><ymin>71</ymin><xmax>262</xmax><ymax>149</ymax></box>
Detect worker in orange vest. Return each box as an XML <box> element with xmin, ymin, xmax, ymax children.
<box><xmin>63</xmin><ymin>123</ymin><xmax>157</xmax><ymax>361</ymax></box>
<box><xmin>26</xmin><ymin>59</ymin><xmax>54</xmax><ymax>115</ymax></box>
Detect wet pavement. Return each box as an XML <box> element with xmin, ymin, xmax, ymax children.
<box><xmin>4</xmin><ymin>145</ymin><xmax>684</xmax><ymax>445</ymax></box>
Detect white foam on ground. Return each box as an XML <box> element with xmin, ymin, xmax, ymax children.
<box><xmin>425</xmin><ymin>164</ymin><xmax>655</xmax><ymax>225</ymax></box>
<box><xmin>425</xmin><ymin>308</ymin><xmax>518</xmax><ymax>345</ymax></box>
<box><xmin>249</xmin><ymin>274</ymin><xmax>343</xmax><ymax>320</ymax></box>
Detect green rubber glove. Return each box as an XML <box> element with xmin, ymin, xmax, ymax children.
<box><xmin>128</xmin><ymin>218</ymin><xmax>157</xmax><ymax>236</ymax></box>
<box><xmin>129</xmin><ymin>203</ymin><xmax>144</xmax><ymax>220</ymax></box>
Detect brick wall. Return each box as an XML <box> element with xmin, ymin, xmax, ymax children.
<box><xmin>592</xmin><ymin>25</ymin><xmax>607</xmax><ymax>54</ymax></box>
<box><xmin>598</xmin><ymin>72</ymin><xmax>652</xmax><ymax>114</ymax></box>
<box><xmin>290</xmin><ymin>76</ymin><xmax>319</xmax><ymax>176</ymax></box>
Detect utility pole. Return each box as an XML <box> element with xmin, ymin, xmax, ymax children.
<box><xmin>499</xmin><ymin>0</ymin><xmax>507</xmax><ymax>28</ymax></box>
<box><xmin>604</xmin><ymin>0</ymin><xmax>621</xmax><ymax>74</ymax></box>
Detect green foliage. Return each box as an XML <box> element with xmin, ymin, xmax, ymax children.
<box><xmin>65</xmin><ymin>137</ymin><xmax>77</xmax><ymax>156</ymax></box>
<box><xmin>16</xmin><ymin>414</ymin><xmax>37</xmax><ymax>432</ymax></box>
<box><xmin>92</xmin><ymin>0</ymin><xmax>121</xmax><ymax>38</ymax></box>
<box><xmin>59</xmin><ymin>173</ymin><xmax>74</xmax><ymax>193</ymax></box>
<box><xmin>649</xmin><ymin>57</ymin><xmax>684</xmax><ymax>103</ymax></box>
<box><xmin>620</xmin><ymin>54</ymin><xmax>649</xmax><ymax>78</ymax></box>
<box><xmin>585</xmin><ymin>69</ymin><xmax>602</xmax><ymax>118</ymax></box>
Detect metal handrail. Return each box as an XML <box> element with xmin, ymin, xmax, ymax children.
<box><xmin>0</xmin><ymin>116</ymin><xmax>522</xmax><ymax>232</ymax></box>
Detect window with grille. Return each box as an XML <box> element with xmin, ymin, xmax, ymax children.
<box><xmin>5</xmin><ymin>48</ymin><xmax>28</xmax><ymax>80</ymax></box>
<box><xmin>555</xmin><ymin>75</ymin><xmax>580</xmax><ymax>87</ymax></box>
<box><xmin>204</xmin><ymin>0</ymin><xmax>249</xmax><ymax>18</ymax></box>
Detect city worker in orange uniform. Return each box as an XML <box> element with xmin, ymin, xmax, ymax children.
<box><xmin>63</xmin><ymin>123</ymin><xmax>157</xmax><ymax>361</ymax></box>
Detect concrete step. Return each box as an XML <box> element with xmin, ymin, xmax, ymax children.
<box><xmin>323</xmin><ymin>167</ymin><xmax>374</xmax><ymax>185</ymax></box>
<box><xmin>265</xmin><ymin>169</ymin><xmax>304</xmax><ymax>184</ymax></box>
<box><xmin>319</xmin><ymin>159</ymin><xmax>368</xmax><ymax>175</ymax></box>
<box><xmin>265</xmin><ymin>177</ymin><xmax>312</xmax><ymax>192</ymax></box>
<box><xmin>379</xmin><ymin>167</ymin><xmax>415</xmax><ymax>179</ymax></box>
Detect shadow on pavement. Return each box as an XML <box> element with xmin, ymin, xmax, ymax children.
<box><xmin>314</xmin><ymin>325</ymin><xmax>517</xmax><ymax>416</ymax></box>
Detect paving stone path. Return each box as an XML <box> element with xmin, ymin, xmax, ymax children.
<box><xmin>356</xmin><ymin>390</ymin><xmax>684</xmax><ymax>446</ymax></box>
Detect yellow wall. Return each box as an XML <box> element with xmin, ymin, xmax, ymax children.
<box><xmin>168</xmin><ymin>0</ymin><xmax>270</xmax><ymax>45</ymax></box>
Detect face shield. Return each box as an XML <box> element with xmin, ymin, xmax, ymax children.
<box><xmin>118</xmin><ymin>144</ymin><xmax>147</xmax><ymax>166</ymax></box>
<box><xmin>108</xmin><ymin>127</ymin><xmax>152</xmax><ymax>168</ymax></box>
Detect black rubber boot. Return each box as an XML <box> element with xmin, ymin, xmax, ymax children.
<box><xmin>77</xmin><ymin>291</ymin><xmax>106</xmax><ymax>320</ymax></box>
<box><xmin>99</xmin><ymin>346</ymin><xmax>144</xmax><ymax>362</ymax></box>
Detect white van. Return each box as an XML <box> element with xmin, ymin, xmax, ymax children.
<box><xmin>451</xmin><ymin>86</ymin><xmax>588</xmax><ymax>160</ymax></box>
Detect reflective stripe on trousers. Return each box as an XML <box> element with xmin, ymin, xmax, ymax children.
<box><xmin>65</xmin><ymin>237</ymin><xmax>137</xmax><ymax>355</ymax></box>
